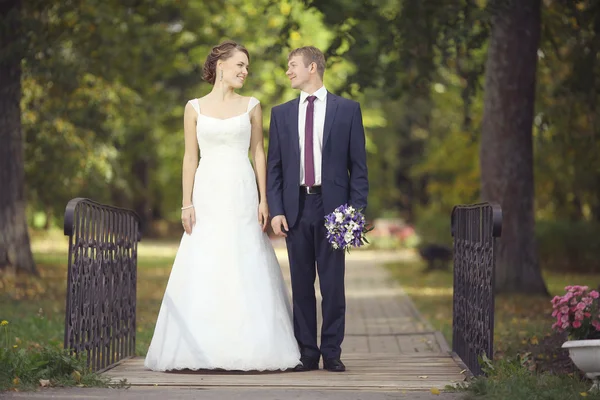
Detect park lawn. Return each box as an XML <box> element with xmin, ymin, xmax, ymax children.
<box><xmin>387</xmin><ymin>260</ymin><xmax>600</xmax><ymax>357</ymax></box>
<box><xmin>4</xmin><ymin>231</ymin><xmax>598</xmax><ymax>360</ymax></box>
<box><xmin>0</xmin><ymin>231</ymin><xmax>179</xmax><ymax>357</ymax></box>
<box><xmin>4</xmin><ymin>230</ymin><xmax>600</xmax><ymax>397</ymax></box>
<box><xmin>387</xmin><ymin>261</ymin><xmax>600</xmax><ymax>399</ymax></box>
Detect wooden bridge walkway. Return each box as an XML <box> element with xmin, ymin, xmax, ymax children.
<box><xmin>103</xmin><ymin>250</ymin><xmax>466</xmax><ymax>391</ymax></box>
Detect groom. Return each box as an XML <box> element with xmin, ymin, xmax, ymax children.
<box><xmin>267</xmin><ymin>46</ymin><xmax>368</xmax><ymax>372</ymax></box>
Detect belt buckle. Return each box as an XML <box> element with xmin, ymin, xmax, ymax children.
<box><xmin>305</xmin><ymin>186</ymin><xmax>319</xmax><ymax>195</ymax></box>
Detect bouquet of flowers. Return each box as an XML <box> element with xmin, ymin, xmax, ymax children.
<box><xmin>551</xmin><ymin>285</ymin><xmax>600</xmax><ymax>340</ymax></box>
<box><xmin>324</xmin><ymin>204</ymin><xmax>372</xmax><ymax>252</ymax></box>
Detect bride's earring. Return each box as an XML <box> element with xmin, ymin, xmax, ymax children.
<box><xmin>220</xmin><ymin>69</ymin><xmax>223</xmax><ymax>82</ymax></box>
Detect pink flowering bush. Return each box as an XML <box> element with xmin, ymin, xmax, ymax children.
<box><xmin>551</xmin><ymin>285</ymin><xmax>600</xmax><ymax>340</ymax></box>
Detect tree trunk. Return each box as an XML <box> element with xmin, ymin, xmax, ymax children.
<box><xmin>0</xmin><ymin>0</ymin><xmax>37</xmax><ymax>275</ymax></box>
<box><xmin>480</xmin><ymin>0</ymin><xmax>547</xmax><ymax>294</ymax></box>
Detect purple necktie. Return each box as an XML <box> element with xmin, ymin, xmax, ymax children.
<box><xmin>304</xmin><ymin>95</ymin><xmax>317</xmax><ymax>187</ymax></box>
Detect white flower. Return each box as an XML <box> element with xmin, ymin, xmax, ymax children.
<box><xmin>332</xmin><ymin>242</ymin><xmax>339</xmax><ymax>250</ymax></box>
<box><xmin>335</xmin><ymin>212</ymin><xmax>344</xmax><ymax>223</ymax></box>
<box><xmin>346</xmin><ymin>206</ymin><xmax>355</xmax><ymax>215</ymax></box>
<box><xmin>344</xmin><ymin>231</ymin><xmax>354</xmax><ymax>243</ymax></box>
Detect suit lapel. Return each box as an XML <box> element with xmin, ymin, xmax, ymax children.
<box><xmin>323</xmin><ymin>94</ymin><xmax>338</xmax><ymax>148</ymax></box>
<box><xmin>287</xmin><ymin>98</ymin><xmax>300</xmax><ymax>160</ymax></box>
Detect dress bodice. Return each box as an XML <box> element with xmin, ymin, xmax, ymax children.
<box><xmin>188</xmin><ymin>97</ymin><xmax>260</xmax><ymax>159</ymax></box>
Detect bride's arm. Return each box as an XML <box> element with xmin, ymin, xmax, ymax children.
<box><xmin>250</xmin><ymin>103</ymin><xmax>267</xmax><ymax>205</ymax></box>
<box><xmin>182</xmin><ymin>102</ymin><xmax>199</xmax><ymax>208</ymax></box>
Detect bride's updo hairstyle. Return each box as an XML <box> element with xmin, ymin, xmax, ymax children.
<box><xmin>202</xmin><ymin>40</ymin><xmax>250</xmax><ymax>85</ymax></box>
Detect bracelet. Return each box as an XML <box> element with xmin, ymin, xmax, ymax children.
<box><xmin>181</xmin><ymin>205</ymin><xmax>194</xmax><ymax>210</ymax></box>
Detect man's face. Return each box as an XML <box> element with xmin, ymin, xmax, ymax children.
<box><xmin>286</xmin><ymin>55</ymin><xmax>312</xmax><ymax>90</ymax></box>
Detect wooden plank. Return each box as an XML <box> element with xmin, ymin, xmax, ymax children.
<box><xmin>340</xmin><ymin>335</ymin><xmax>370</xmax><ymax>353</ymax></box>
<box><xmin>367</xmin><ymin>335</ymin><xmax>400</xmax><ymax>353</ymax></box>
<box><xmin>397</xmin><ymin>333</ymin><xmax>441</xmax><ymax>353</ymax></box>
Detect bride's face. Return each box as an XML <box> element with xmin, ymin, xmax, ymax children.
<box><xmin>219</xmin><ymin>50</ymin><xmax>249</xmax><ymax>89</ymax></box>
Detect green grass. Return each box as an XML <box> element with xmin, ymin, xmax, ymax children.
<box><xmin>1</xmin><ymin>234</ymin><xmax>177</xmax><ymax>357</ymax></box>
<box><xmin>0</xmin><ymin>341</ymin><xmax>115</xmax><ymax>391</ymax></box>
<box><xmin>453</xmin><ymin>356</ymin><xmax>600</xmax><ymax>400</ymax></box>
<box><xmin>387</xmin><ymin>260</ymin><xmax>600</xmax><ymax>355</ymax></box>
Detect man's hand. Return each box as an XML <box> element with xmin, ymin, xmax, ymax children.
<box><xmin>271</xmin><ymin>215</ymin><xmax>289</xmax><ymax>237</ymax></box>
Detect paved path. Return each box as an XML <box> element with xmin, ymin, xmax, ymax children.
<box><xmin>5</xmin><ymin>249</ymin><xmax>468</xmax><ymax>399</ymax></box>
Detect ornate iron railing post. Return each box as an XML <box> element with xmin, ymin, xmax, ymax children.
<box><xmin>63</xmin><ymin>198</ymin><xmax>141</xmax><ymax>372</ymax></box>
<box><xmin>451</xmin><ymin>202</ymin><xmax>502</xmax><ymax>376</ymax></box>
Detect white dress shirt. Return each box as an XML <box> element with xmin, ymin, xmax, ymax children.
<box><xmin>298</xmin><ymin>86</ymin><xmax>327</xmax><ymax>186</ymax></box>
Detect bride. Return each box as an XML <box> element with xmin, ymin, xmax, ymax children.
<box><xmin>144</xmin><ymin>40</ymin><xmax>300</xmax><ymax>371</ymax></box>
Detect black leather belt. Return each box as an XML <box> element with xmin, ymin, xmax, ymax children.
<box><xmin>300</xmin><ymin>186</ymin><xmax>322</xmax><ymax>195</ymax></box>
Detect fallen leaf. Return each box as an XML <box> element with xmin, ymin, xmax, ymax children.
<box><xmin>431</xmin><ymin>388</ymin><xmax>441</xmax><ymax>395</ymax></box>
<box><xmin>39</xmin><ymin>379</ymin><xmax>50</xmax><ymax>387</ymax></box>
<box><xmin>12</xmin><ymin>377</ymin><xmax>20</xmax><ymax>385</ymax></box>
<box><xmin>531</xmin><ymin>336</ymin><xmax>539</xmax><ymax>345</ymax></box>
<box><xmin>418</xmin><ymin>375</ymin><xmax>429</xmax><ymax>379</ymax></box>
<box><xmin>580</xmin><ymin>393</ymin><xmax>588</xmax><ymax>397</ymax></box>
<box><xmin>71</xmin><ymin>370</ymin><xmax>81</xmax><ymax>383</ymax></box>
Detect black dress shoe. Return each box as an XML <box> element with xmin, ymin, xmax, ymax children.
<box><xmin>323</xmin><ymin>358</ymin><xmax>345</xmax><ymax>372</ymax></box>
<box><xmin>293</xmin><ymin>356</ymin><xmax>319</xmax><ymax>372</ymax></box>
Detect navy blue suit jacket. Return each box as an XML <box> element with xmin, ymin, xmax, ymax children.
<box><xmin>267</xmin><ymin>93</ymin><xmax>369</xmax><ymax>228</ymax></box>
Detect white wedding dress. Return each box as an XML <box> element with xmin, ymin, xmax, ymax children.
<box><xmin>144</xmin><ymin>97</ymin><xmax>300</xmax><ymax>371</ymax></box>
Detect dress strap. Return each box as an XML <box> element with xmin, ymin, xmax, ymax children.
<box><xmin>246</xmin><ymin>97</ymin><xmax>260</xmax><ymax>113</ymax></box>
<box><xmin>188</xmin><ymin>98</ymin><xmax>200</xmax><ymax>115</ymax></box>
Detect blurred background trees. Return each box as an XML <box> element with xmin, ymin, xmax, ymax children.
<box><xmin>1</xmin><ymin>0</ymin><xmax>599</xmax><ymax>291</ymax></box>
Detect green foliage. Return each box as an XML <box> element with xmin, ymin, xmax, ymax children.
<box><xmin>305</xmin><ymin>0</ymin><xmax>491</xmax><ymax>221</ymax></box>
<box><xmin>19</xmin><ymin>0</ymin><xmax>365</xmax><ymax>231</ymax></box>
<box><xmin>533</xmin><ymin>1</ymin><xmax>600</xmax><ymax>222</ymax></box>
<box><xmin>413</xmin><ymin>210</ymin><xmax>453</xmax><ymax>247</ymax></box>
<box><xmin>14</xmin><ymin>0</ymin><xmax>600</xmax><ymax>268</ymax></box>
<box><xmin>0</xmin><ymin>346</ymin><xmax>111</xmax><ymax>391</ymax></box>
<box><xmin>0</xmin><ymin>321</ymin><xmax>112</xmax><ymax>391</ymax></box>
<box><xmin>537</xmin><ymin>220</ymin><xmax>600</xmax><ymax>274</ymax></box>
<box><xmin>308</xmin><ymin>0</ymin><xmax>600</xmax><ymax>237</ymax></box>
<box><xmin>412</xmin><ymin>212</ymin><xmax>600</xmax><ymax>274</ymax></box>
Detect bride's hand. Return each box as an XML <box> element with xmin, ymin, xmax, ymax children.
<box><xmin>258</xmin><ymin>201</ymin><xmax>269</xmax><ymax>231</ymax></box>
<box><xmin>181</xmin><ymin>206</ymin><xmax>196</xmax><ymax>235</ymax></box>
